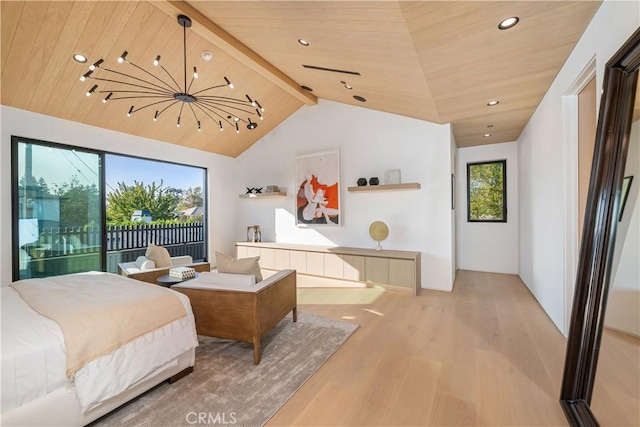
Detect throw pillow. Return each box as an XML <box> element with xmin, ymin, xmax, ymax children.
<box><xmin>145</xmin><ymin>243</ymin><xmax>172</xmax><ymax>268</ymax></box>
<box><xmin>216</xmin><ymin>251</ymin><xmax>263</xmax><ymax>282</ymax></box>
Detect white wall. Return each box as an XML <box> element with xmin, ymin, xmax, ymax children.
<box><xmin>0</xmin><ymin>106</ymin><xmax>238</xmax><ymax>286</ymax></box>
<box><xmin>517</xmin><ymin>0</ymin><xmax>640</xmax><ymax>334</ymax></box>
<box><xmin>606</xmin><ymin>119</ymin><xmax>640</xmax><ymax>336</ymax></box>
<box><xmin>234</xmin><ymin>100</ymin><xmax>456</xmax><ymax>291</ymax></box>
<box><xmin>456</xmin><ymin>142</ymin><xmax>519</xmax><ymax>274</ymax></box>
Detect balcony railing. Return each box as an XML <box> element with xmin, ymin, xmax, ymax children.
<box><xmin>23</xmin><ymin>222</ymin><xmax>205</xmax><ymax>277</ymax></box>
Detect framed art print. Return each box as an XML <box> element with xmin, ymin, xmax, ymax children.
<box><xmin>294</xmin><ymin>150</ymin><xmax>340</xmax><ymax>225</ymax></box>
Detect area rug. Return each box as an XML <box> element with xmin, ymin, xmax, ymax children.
<box><xmin>94</xmin><ymin>312</ymin><xmax>358</xmax><ymax>427</ymax></box>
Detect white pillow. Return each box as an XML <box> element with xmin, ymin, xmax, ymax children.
<box><xmin>135</xmin><ymin>256</ymin><xmax>156</xmax><ymax>270</ymax></box>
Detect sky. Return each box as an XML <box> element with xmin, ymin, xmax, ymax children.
<box><xmin>105</xmin><ymin>154</ymin><xmax>205</xmax><ymax>194</ymax></box>
<box><xmin>18</xmin><ymin>143</ymin><xmax>204</xmax><ymax>195</ymax></box>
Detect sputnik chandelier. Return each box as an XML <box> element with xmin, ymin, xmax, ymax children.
<box><xmin>80</xmin><ymin>15</ymin><xmax>263</xmax><ymax>133</ymax></box>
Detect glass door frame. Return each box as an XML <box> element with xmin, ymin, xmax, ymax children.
<box><xmin>11</xmin><ymin>136</ymin><xmax>107</xmax><ymax>281</ymax></box>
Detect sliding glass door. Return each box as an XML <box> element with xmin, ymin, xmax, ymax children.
<box><xmin>12</xmin><ymin>137</ymin><xmax>104</xmax><ymax>280</ymax></box>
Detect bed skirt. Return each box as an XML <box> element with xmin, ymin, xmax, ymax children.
<box><xmin>1</xmin><ymin>350</ymin><xmax>194</xmax><ymax>426</ymax></box>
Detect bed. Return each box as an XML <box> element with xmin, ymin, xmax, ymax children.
<box><xmin>1</xmin><ymin>272</ymin><xmax>198</xmax><ymax>426</ymax></box>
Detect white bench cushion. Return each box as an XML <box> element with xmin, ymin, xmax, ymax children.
<box><xmin>172</xmin><ymin>269</ymin><xmax>294</xmax><ymax>293</ymax></box>
<box><xmin>172</xmin><ymin>272</ymin><xmax>255</xmax><ymax>291</ymax></box>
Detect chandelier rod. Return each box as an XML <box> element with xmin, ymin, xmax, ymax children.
<box><xmin>99</xmin><ymin>66</ymin><xmax>176</xmax><ymax>94</ymax></box>
<box><xmin>182</xmin><ymin>16</ymin><xmax>188</xmax><ymax>93</ymax></box>
<box><xmin>197</xmin><ymin>101</ymin><xmax>252</xmax><ymax>123</ymax></box>
<box><xmin>111</xmin><ymin>95</ymin><xmax>175</xmax><ymax>102</ymax></box>
<box><xmin>130</xmin><ymin>99</ymin><xmax>176</xmax><ymax>114</ymax></box>
<box><xmin>193</xmin><ymin>103</ymin><xmax>231</xmax><ymax>126</ymax></box>
<box><xmin>128</xmin><ymin>62</ymin><xmax>179</xmax><ymax>93</ymax></box>
<box><xmin>191</xmin><ymin>84</ymin><xmax>230</xmax><ymax>95</ymax></box>
<box><xmin>92</xmin><ymin>77</ymin><xmax>174</xmax><ymax>96</ymax></box>
<box><xmin>198</xmin><ymin>99</ymin><xmax>254</xmax><ymax>116</ymax></box>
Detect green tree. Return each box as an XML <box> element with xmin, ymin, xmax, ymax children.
<box><xmin>177</xmin><ymin>186</ymin><xmax>203</xmax><ymax>211</ymax></box>
<box><xmin>55</xmin><ymin>177</ymin><xmax>100</xmax><ymax>226</ymax></box>
<box><xmin>469</xmin><ymin>162</ymin><xmax>505</xmax><ymax>221</ymax></box>
<box><xmin>106</xmin><ymin>180</ymin><xmax>180</xmax><ymax>223</ymax></box>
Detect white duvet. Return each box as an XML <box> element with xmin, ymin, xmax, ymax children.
<box><xmin>1</xmin><ymin>285</ymin><xmax>198</xmax><ymax>413</ymax></box>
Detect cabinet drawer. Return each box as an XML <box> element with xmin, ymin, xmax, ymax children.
<box><xmin>289</xmin><ymin>250</ymin><xmax>307</xmax><ymax>273</ymax></box>
<box><xmin>274</xmin><ymin>249</ymin><xmax>290</xmax><ymax>270</ymax></box>
<box><xmin>306</xmin><ymin>252</ymin><xmax>324</xmax><ymax>276</ymax></box>
<box><xmin>365</xmin><ymin>257</ymin><xmax>389</xmax><ymax>284</ymax></box>
<box><xmin>343</xmin><ymin>255</ymin><xmax>365</xmax><ymax>281</ymax></box>
<box><xmin>389</xmin><ymin>259</ymin><xmax>415</xmax><ymax>289</ymax></box>
<box><xmin>236</xmin><ymin>246</ymin><xmax>248</xmax><ymax>259</ymax></box>
<box><xmin>324</xmin><ymin>253</ymin><xmax>344</xmax><ymax>279</ymax></box>
<box><xmin>260</xmin><ymin>248</ymin><xmax>275</xmax><ymax>269</ymax></box>
<box><xmin>246</xmin><ymin>247</ymin><xmax>261</xmax><ymax>258</ymax></box>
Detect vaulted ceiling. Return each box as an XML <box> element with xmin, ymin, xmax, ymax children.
<box><xmin>1</xmin><ymin>1</ymin><xmax>601</xmax><ymax>157</ymax></box>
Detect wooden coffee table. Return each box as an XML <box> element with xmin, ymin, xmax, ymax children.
<box><xmin>156</xmin><ymin>273</ymin><xmax>199</xmax><ymax>287</ymax></box>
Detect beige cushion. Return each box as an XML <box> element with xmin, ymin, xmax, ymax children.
<box><xmin>145</xmin><ymin>244</ymin><xmax>172</xmax><ymax>268</ymax></box>
<box><xmin>216</xmin><ymin>252</ymin><xmax>263</xmax><ymax>282</ymax></box>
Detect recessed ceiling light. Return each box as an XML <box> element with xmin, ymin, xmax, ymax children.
<box><xmin>483</xmin><ymin>133</ymin><xmax>492</xmax><ymax>137</ymax></box>
<box><xmin>201</xmin><ymin>51</ymin><xmax>213</xmax><ymax>61</ymax></box>
<box><xmin>487</xmin><ymin>100</ymin><xmax>500</xmax><ymax>106</ymax></box>
<box><xmin>301</xmin><ymin>85</ymin><xmax>314</xmax><ymax>92</ymax></box>
<box><xmin>298</xmin><ymin>39</ymin><xmax>310</xmax><ymax>46</ymax></box>
<box><xmin>498</xmin><ymin>16</ymin><xmax>519</xmax><ymax>30</ymax></box>
<box><xmin>73</xmin><ymin>53</ymin><xmax>87</xmax><ymax>63</ymax></box>
<box><xmin>353</xmin><ymin>95</ymin><xmax>366</xmax><ymax>102</ymax></box>
<box><xmin>344</xmin><ymin>83</ymin><xmax>353</xmax><ymax>90</ymax></box>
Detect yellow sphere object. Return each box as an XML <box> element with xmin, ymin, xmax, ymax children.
<box><xmin>369</xmin><ymin>221</ymin><xmax>389</xmax><ymax>242</ymax></box>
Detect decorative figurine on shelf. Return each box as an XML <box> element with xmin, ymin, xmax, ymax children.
<box><xmin>255</xmin><ymin>187</ymin><xmax>263</xmax><ymax>194</ymax></box>
<box><xmin>369</xmin><ymin>177</ymin><xmax>379</xmax><ymax>185</ymax></box>
<box><xmin>246</xmin><ymin>225</ymin><xmax>262</xmax><ymax>242</ymax></box>
<box><xmin>246</xmin><ymin>187</ymin><xmax>254</xmax><ymax>194</ymax></box>
<box><xmin>266</xmin><ymin>185</ymin><xmax>280</xmax><ymax>193</ymax></box>
<box><xmin>357</xmin><ymin>178</ymin><xmax>367</xmax><ymax>186</ymax></box>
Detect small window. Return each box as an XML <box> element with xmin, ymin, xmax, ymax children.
<box><xmin>467</xmin><ymin>160</ymin><xmax>507</xmax><ymax>222</ymax></box>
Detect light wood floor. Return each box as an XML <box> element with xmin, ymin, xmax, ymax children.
<box><xmin>268</xmin><ymin>270</ymin><xmax>639</xmax><ymax>427</ymax></box>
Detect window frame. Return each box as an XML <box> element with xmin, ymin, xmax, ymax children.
<box><xmin>466</xmin><ymin>159</ymin><xmax>507</xmax><ymax>223</ymax></box>
<box><xmin>11</xmin><ymin>135</ymin><xmax>208</xmax><ymax>281</ymax></box>
<box><xmin>11</xmin><ymin>136</ymin><xmax>106</xmax><ymax>281</ymax></box>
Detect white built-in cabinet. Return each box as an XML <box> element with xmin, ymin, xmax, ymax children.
<box><xmin>236</xmin><ymin>242</ymin><xmax>421</xmax><ymax>295</ymax></box>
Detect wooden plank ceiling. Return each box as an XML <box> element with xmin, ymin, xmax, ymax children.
<box><xmin>1</xmin><ymin>1</ymin><xmax>601</xmax><ymax>156</ymax></box>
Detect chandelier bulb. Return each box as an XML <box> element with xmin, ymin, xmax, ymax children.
<box><xmin>80</xmin><ymin>70</ymin><xmax>93</xmax><ymax>82</ymax></box>
<box><xmin>153</xmin><ymin>110</ymin><xmax>159</xmax><ymax>121</ymax></box>
<box><xmin>219</xmin><ymin>121</ymin><xmax>223</xmax><ymax>131</ymax></box>
<box><xmin>234</xmin><ymin>117</ymin><xmax>239</xmax><ymax>122</ymax></box>
<box><xmin>102</xmin><ymin>92</ymin><xmax>112</xmax><ymax>103</ymax></box>
<box><xmin>127</xmin><ymin>105</ymin><xmax>134</xmax><ymax>117</ymax></box>
<box><xmin>117</xmin><ymin>51</ymin><xmax>128</xmax><ymax>64</ymax></box>
<box><xmin>235</xmin><ymin>122</ymin><xmax>239</xmax><ymax>133</ymax></box>
<box><xmin>153</xmin><ymin>55</ymin><xmax>161</xmax><ymax>66</ymax></box>
<box><xmin>89</xmin><ymin>59</ymin><xmax>103</xmax><ymax>71</ymax></box>
<box><xmin>177</xmin><ymin>117</ymin><xmax>181</xmax><ymax>127</ymax></box>
<box><xmin>256</xmin><ymin>109</ymin><xmax>263</xmax><ymax>120</ymax></box>
<box><xmin>197</xmin><ymin>121</ymin><xmax>201</xmax><ymax>131</ymax></box>
<box><xmin>85</xmin><ymin>84</ymin><xmax>97</xmax><ymax>97</ymax></box>
<box><xmin>255</xmin><ymin>100</ymin><xmax>264</xmax><ymax>112</ymax></box>
<box><xmin>224</xmin><ymin>76</ymin><xmax>234</xmax><ymax>89</ymax></box>
<box><xmin>193</xmin><ymin>67</ymin><xmax>198</xmax><ymax>79</ymax></box>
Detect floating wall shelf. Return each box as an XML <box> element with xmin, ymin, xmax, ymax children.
<box><xmin>347</xmin><ymin>183</ymin><xmax>421</xmax><ymax>192</ymax></box>
<box><xmin>239</xmin><ymin>192</ymin><xmax>287</xmax><ymax>199</ymax></box>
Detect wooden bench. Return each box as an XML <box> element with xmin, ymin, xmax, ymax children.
<box><xmin>171</xmin><ymin>269</ymin><xmax>297</xmax><ymax>364</ymax></box>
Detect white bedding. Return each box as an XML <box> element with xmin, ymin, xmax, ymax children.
<box><xmin>1</xmin><ymin>279</ymin><xmax>198</xmax><ymax>414</ymax></box>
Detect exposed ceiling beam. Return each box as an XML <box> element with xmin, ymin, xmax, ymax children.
<box><xmin>149</xmin><ymin>0</ymin><xmax>317</xmax><ymax>106</ymax></box>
